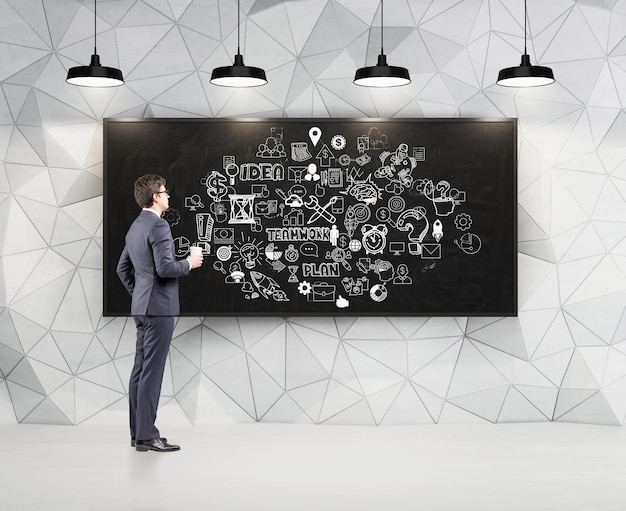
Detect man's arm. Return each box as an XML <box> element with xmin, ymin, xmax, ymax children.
<box><xmin>116</xmin><ymin>246</ymin><xmax>135</xmax><ymax>295</ymax></box>
<box><xmin>151</xmin><ymin>220</ymin><xmax>191</xmax><ymax>278</ymax></box>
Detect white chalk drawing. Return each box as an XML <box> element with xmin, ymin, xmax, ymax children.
<box><xmin>432</xmin><ymin>219</ymin><xmax>444</xmax><ymax>242</ymax></box>
<box><xmin>291</xmin><ymin>142</ymin><xmax>312</xmax><ymax>162</ymax></box>
<box><xmin>370</xmin><ymin>283</ymin><xmax>388</xmax><ymax>302</ymax></box>
<box><xmin>454</xmin><ymin>212</ymin><xmax>472</xmax><ymax>231</ymax></box>
<box><xmin>174</xmin><ymin>236</ymin><xmax>191</xmax><ymax>258</ymax></box>
<box><xmin>284</xmin><ymin>244</ymin><xmax>299</xmax><ymax>263</ymax></box>
<box><xmin>223</xmin><ymin>155</ymin><xmax>236</xmax><ymax>168</ymax></box>
<box><xmin>299</xmin><ymin>242</ymin><xmax>318</xmax><ymax>258</ymax></box>
<box><xmin>348</xmin><ymin>238</ymin><xmax>362</xmax><ymax>252</ymax></box>
<box><xmin>413</xmin><ymin>147</ymin><xmax>426</xmax><ymax>161</ymax></box>
<box><xmin>325</xmin><ymin>168</ymin><xmax>343</xmax><ymax>187</ymax></box>
<box><xmin>302</xmin><ymin>262</ymin><xmax>340</xmax><ymax>278</ymax></box>
<box><xmin>331</xmin><ymin>196</ymin><xmax>344</xmax><ymax>215</ymax></box>
<box><xmin>331</xmin><ymin>134</ymin><xmax>347</xmax><ymax>150</ymax></box>
<box><xmin>266</xmin><ymin>226</ymin><xmax>330</xmax><ymax>242</ymax></box>
<box><xmin>225</xmin><ymin>262</ymin><xmax>245</xmax><ymax>284</ymax></box>
<box><xmin>336</xmin><ymin>295</ymin><xmax>349</xmax><ymax>308</ymax></box>
<box><xmin>393</xmin><ymin>264</ymin><xmax>412</xmax><ymax>284</ymax></box>
<box><xmin>376</xmin><ymin>143</ymin><xmax>417</xmax><ymax>193</ymax></box>
<box><xmin>309</xmin><ymin>126</ymin><xmax>322</xmax><ymax>146</ymax></box>
<box><xmin>298</xmin><ymin>281</ymin><xmax>312</xmax><ymax>295</ymax></box>
<box><xmin>167</xmin><ymin>122</ymin><xmax>495</xmax><ymax>313</ymax></box>
<box><xmin>256</xmin><ymin>137</ymin><xmax>287</xmax><ymax>158</ymax></box>
<box><xmin>387</xmin><ymin>195</ymin><xmax>405</xmax><ymax>213</ymax></box>
<box><xmin>307</xmin><ymin>282</ymin><xmax>336</xmax><ymax>302</ymax></box>
<box><xmin>328</xmin><ymin>246</ymin><xmax>352</xmax><ymax>270</ymax></box>
<box><xmin>225</xmin><ymin>163</ymin><xmax>239</xmax><ymax>185</ymax></box>
<box><xmin>366</xmin><ymin>127</ymin><xmax>389</xmax><ymax>149</ymax></box>
<box><xmin>361</xmin><ymin>224</ymin><xmax>388</xmax><ymax>255</ymax></box>
<box><xmin>163</xmin><ymin>208</ymin><xmax>181</xmax><ymax>227</ymax></box>
<box><xmin>341</xmin><ymin>276</ymin><xmax>370</xmax><ymax>296</ymax></box>
<box><xmin>420</xmin><ymin>179</ymin><xmax>466</xmax><ymax>216</ymax></box>
<box><xmin>421</xmin><ymin>243</ymin><xmax>442</xmax><ymax>260</ymax></box>
<box><xmin>215</xmin><ymin>245</ymin><xmax>232</xmax><ymax>262</ymax></box>
<box><xmin>213</xmin><ymin>227</ymin><xmax>234</xmax><ymax>245</ymax></box>
<box><xmin>338</xmin><ymin>154</ymin><xmax>351</xmax><ymax>166</ymax></box>
<box><xmin>239</xmin><ymin>163</ymin><xmax>284</xmax><ymax>181</ymax></box>
<box><xmin>288</xmin><ymin>166</ymin><xmax>307</xmax><ymax>183</ymax></box>
<box><xmin>287</xmin><ymin>265</ymin><xmax>299</xmax><ymax>283</ymax></box>
<box><xmin>204</xmin><ymin>171</ymin><xmax>229</xmax><ymax>202</ymax></box>
<box><xmin>196</xmin><ymin>213</ymin><xmax>214</xmax><ymax>242</ymax></box>
<box><xmin>209</xmin><ymin>201</ymin><xmax>227</xmax><ymax>222</ymax></box>
<box><xmin>344</xmin><ymin>203</ymin><xmax>371</xmax><ymax>237</ymax></box>
<box><xmin>304</xmin><ymin>196</ymin><xmax>338</xmax><ymax>225</ymax></box>
<box><xmin>250</xmin><ymin>271</ymin><xmax>289</xmax><ymax>301</ymax></box>
<box><xmin>185</xmin><ymin>194</ymin><xmax>204</xmax><ymax>211</ymax></box>
<box><xmin>455</xmin><ymin>233</ymin><xmax>482</xmax><ymax>254</ymax></box>
<box><xmin>282</xmin><ymin>209</ymin><xmax>305</xmax><ymax>227</ymax></box>
<box><xmin>305</xmin><ymin>163</ymin><xmax>320</xmax><ymax>181</ymax></box>
<box><xmin>254</xmin><ymin>200</ymin><xmax>278</xmax><ymax>217</ymax></box>
<box><xmin>271</xmin><ymin>127</ymin><xmax>284</xmax><ymax>143</ymax></box>
<box><xmin>422</xmin><ymin>261</ymin><xmax>436</xmax><ymax>273</ymax></box>
<box><xmin>233</xmin><ymin>236</ymin><xmax>264</xmax><ymax>269</ymax></box>
<box><xmin>388</xmin><ymin>241</ymin><xmax>405</xmax><ymax>255</ymax></box>
<box><xmin>213</xmin><ymin>261</ymin><xmax>227</xmax><ymax>274</ymax></box>
<box><xmin>396</xmin><ymin>206</ymin><xmax>429</xmax><ymax>243</ymax></box>
<box><xmin>330</xmin><ymin>225</ymin><xmax>339</xmax><ymax>246</ymax></box>
<box><xmin>228</xmin><ymin>194</ymin><xmax>256</xmax><ymax>224</ymax></box>
<box><xmin>355</xmin><ymin>153</ymin><xmax>371</xmax><ymax>166</ymax></box>
<box><xmin>356</xmin><ymin>136</ymin><xmax>369</xmax><ymax>153</ymax></box>
<box><xmin>316</xmin><ymin>144</ymin><xmax>335</xmax><ymax>167</ymax></box>
<box><xmin>342</xmin><ymin>175</ymin><xmax>382</xmax><ymax>205</ymax></box>
<box><xmin>264</xmin><ymin>243</ymin><xmax>282</xmax><ymax>261</ymax></box>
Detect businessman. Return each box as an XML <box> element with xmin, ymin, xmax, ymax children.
<box><xmin>117</xmin><ymin>174</ymin><xmax>203</xmax><ymax>452</ymax></box>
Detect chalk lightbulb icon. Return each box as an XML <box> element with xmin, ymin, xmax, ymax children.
<box><xmin>239</xmin><ymin>242</ymin><xmax>259</xmax><ymax>269</ymax></box>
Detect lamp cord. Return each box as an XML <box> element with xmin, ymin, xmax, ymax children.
<box><xmin>524</xmin><ymin>0</ymin><xmax>528</xmax><ymax>55</ymax></box>
<box><xmin>94</xmin><ymin>0</ymin><xmax>98</xmax><ymax>55</ymax></box>
<box><xmin>380</xmin><ymin>0</ymin><xmax>384</xmax><ymax>55</ymax></box>
<box><xmin>237</xmin><ymin>0</ymin><xmax>241</xmax><ymax>55</ymax></box>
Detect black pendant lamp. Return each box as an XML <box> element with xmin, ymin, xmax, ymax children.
<box><xmin>497</xmin><ymin>0</ymin><xmax>554</xmax><ymax>87</ymax></box>
<box><xmin>210</xmin><ymin>0</ymin><xmax>267</xmax><ymax>87</ymax></box>
<box><xmin>66</xmin><ymin>0</ymin><xmax>124</xmax><ymax>87</ymax></box>
<box><xmin>354</xmin><ymin>0</ymin><xmax>410</xmax><ymax>87</ymax></box>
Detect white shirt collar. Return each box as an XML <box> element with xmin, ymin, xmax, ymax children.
<box><xmin>143</xmin><ymin>208</ymin><xmax>162</xmax><ymax>217</ymax></box>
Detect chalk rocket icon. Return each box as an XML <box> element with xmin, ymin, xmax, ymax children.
<box><xmin>433</xmin><ymin>219</ymin><xmax>444</xmax><ymax>242</ymax></box>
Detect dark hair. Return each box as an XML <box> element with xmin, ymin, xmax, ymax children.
<box><xmin>133</xmin><ymin>174</ymin><xmax>166</xmax><ymax>208</ymax></box>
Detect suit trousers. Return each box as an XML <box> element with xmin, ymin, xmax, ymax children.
<box><xmin>129</xmin><ymin>315</ymin><xmax>175</xmax><ymax>441</ymax></box>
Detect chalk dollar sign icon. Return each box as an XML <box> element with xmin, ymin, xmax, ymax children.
<box><xmin>205</xmin><ymin>171</ymin><xmax>228</xmax><ymax>201</ymax></box>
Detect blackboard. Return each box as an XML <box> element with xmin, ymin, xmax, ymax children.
<box><xmin>104</xmin><ymin>118</ymin><xmax>517</xmax><ymax>316</ymax></box>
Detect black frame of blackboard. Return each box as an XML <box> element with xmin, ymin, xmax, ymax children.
<box><xmin>104</xmin><ymin>117</ymin><xmax>517</xmax><ymax>317</ymax></box>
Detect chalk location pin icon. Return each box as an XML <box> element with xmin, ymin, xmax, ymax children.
<box><xmin>309</xmin><ymin>126</ymin><xmax>322</xmax><ymax>147</ymax></box>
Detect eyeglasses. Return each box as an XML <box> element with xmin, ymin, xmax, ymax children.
<box><xmin>155</xmin><ymin>190</ymin><xmax>170</xmax><ymax>196</ymax></box>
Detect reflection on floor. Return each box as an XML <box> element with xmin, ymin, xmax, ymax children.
<box><xmin>3</xmin><ymin>423</ymin><xmax>626</xmax><ymax>511</ymax></box>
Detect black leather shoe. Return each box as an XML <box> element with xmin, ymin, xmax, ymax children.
<box><xmin>131</xmin><ymin>437</ymin><xmax>167</xmax><ymax>448</ymax></box>
<box><xmin>135</xmin><ymin>438</ymin><xmax>180</xmax><ymax>452</ymax></box>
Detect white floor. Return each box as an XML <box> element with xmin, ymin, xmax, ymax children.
<box><xmin>2</xmin><ymin>422</ymin><xmax>626</xmax><ymax>511</ymax></box>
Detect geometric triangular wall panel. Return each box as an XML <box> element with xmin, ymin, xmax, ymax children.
<box><xmin>0</xmin><ymin>0</ymin><xmax>625</xmax><ymax>426</ymax></box>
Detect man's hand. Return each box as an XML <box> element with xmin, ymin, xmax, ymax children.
<box><xmin>187</xmin><ymin>254</ymin><xmax>204</xmax><ymax>269</ymax></box>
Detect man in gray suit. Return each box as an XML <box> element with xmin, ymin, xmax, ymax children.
<box><xmin>117</xmin><ymin>174</ymin><xmax>203</xmax><ymax>452</ymax></box>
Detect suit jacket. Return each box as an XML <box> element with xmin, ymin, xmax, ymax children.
<box><xmin>117</xmin><ymin>210</ymin><xmax>190</xmax><ymax>316</ymax></box>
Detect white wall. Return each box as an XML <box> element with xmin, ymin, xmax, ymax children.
<box><xmin>0</xmin><ymin>0</ymin><xmax>625</xmax><ymax>426</ymax></box>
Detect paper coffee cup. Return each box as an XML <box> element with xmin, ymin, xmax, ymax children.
<box><xmin>189</xmin><ymin>245</ymin><xmax>202</xmax><ymax>257</ymax></box>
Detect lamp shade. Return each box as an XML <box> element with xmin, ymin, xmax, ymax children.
<box><xmin>66</xmin><ymin>54</ymin><xmax>124</xmax><ymax>87</ymax></box>
<box><xmin>497</xmin><ymin>53</ymin><xmax>554</xmax><ymax>87</ymax></box>
<box><xmin>210</xmin><ymin>53</ymin><xmax>267</xmax><ymax>87</ymax></box>
<box><xmin>354</xmin><ymin>54</ymin><xmax>410</xmax><ymax>87</ymax></box>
